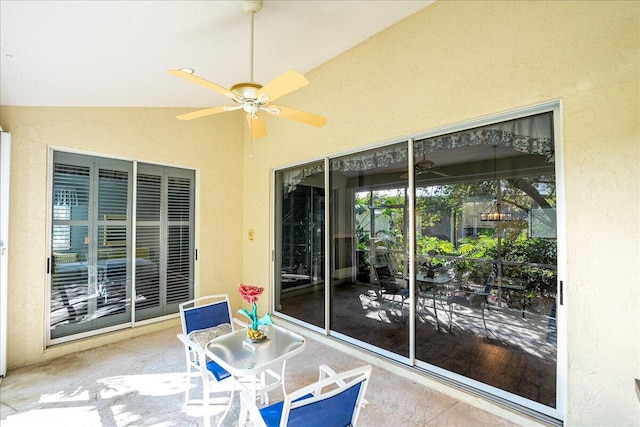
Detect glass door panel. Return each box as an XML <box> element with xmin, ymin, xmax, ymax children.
<box><xmin>272</xmin><ymin>110</ymin><xmax>559</xmax><ymax>416</ymax></box>
<box><xmin>329</xmin><ymin>142</ymin><xmax>410</xmax><ymax>358</ymax></box>
<box><xmin>50</xmin><ymin>155</ymin><xmax>132</xmax><ymax>339</ymax></box>
<box><xmin>135</xmin><ymin>166</ymin><xmax>194</xmax><ymax>321</ymax></box>
<box><xmin>274</xmin><ymin>162</ymin><xmax>325</xmax><ymax>328</ymax></box>
<box><xmin>412</xmin><ymin>113</ymin><xmax>558</xmax><ymax>408</ymax></box>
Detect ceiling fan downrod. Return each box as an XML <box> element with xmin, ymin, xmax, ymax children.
<box><xmin>241</xmin><ymin>0</ymin><xmax>263</xmax><ymax>83</ymax></box>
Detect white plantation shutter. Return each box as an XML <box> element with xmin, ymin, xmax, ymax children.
<box><xmin>135</xmin><ymin>173</ymin><xmax>162</xmax><ymax>316</ymax></box>
<box><xmin>166</xmin><ymin>176</ymin><xmax>194</xmax><ymax>304</ymax></box>
<box><xmin>49</xmin><ymin>152</ymin><xmax>195</xmax><ymax>343</ymax></box>
<box><xmin>50</xmin><ymin>154</ymin><xmax>132</xmax><ymax>340</ymax></box>
<box><xmin>135</xmin><ymin>164</ymin><xmax>194</xmax><ymax>320</ymax></box>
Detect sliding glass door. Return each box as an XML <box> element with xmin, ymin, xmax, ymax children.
<box><xmin>50</xmin><ymin>153</ymin><xmax>132</xmax><ymax>338</ymax></box>
<box><xmin>412</xmin><ymin>114</ymin><xmax>558</xmax><ymax>408</ymax></box>
<box><xmin>274</xmin><ymin>162</ymin><xmax>325</xmax><ymax>329</ymax></box>
<box><xmin>272</xmin><ymin>107</ymin><xmax>560</xmax><ymax>417</ymax></box>
<box><xmin>135</xmin><ymin>164</ymin><xmax>195</xmax><ymax>321</ymax></box>
<box><xmin>49</xmin><ymin>152</ymin><xmax>195</xmax><ymax>343</ymax></box>
<box><xmin>328</xmin><ymin>142</ymin><xmax>411</xmax><ymax>358</ymax></box>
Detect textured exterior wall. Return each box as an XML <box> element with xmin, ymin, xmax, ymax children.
<box><xmin>242</xmin><ymin>1</ymin><xmax>639</xmax><ymax>425</ymax></box>
<box><xmin>0</xmin><ymin>106</ymin><xmax>244</xmax><ymax>366</ymax></box>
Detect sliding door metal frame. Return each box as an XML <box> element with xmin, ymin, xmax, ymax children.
<box><xmin>270</xmin><ymin>99</ymin><xmax>565</xmax><ymax>422</ymax></box>
<box><xmin>45</xmin><ymin>147</ymin><xmax>197</xmax><ymax>346</ymax></box>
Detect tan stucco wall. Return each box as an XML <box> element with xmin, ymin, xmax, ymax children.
<box><xmin>241</xmin><ymin>1</ymin><xmax>639</xmax><ymax>425</ymax></box>
<box><xmin>0</xmin><ymin>106</ymin><xmax>245</xmax><ymax>365</ymax></box>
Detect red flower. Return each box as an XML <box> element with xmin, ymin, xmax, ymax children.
<box><xmin>238</xmin><ymin>284</ymin><xmax>264</xmax><ymax>304</ymax></box>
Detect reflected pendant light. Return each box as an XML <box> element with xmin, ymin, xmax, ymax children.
<box><xmin>480</xmin><ymin>146</ymin><xmax>511</xmax><ymax>222</ymax></box>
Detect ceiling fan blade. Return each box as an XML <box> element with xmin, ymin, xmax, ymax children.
<box><xmin>267</xmin><ymin>105</ymin><xmax>327</xmax><ymax>128</ymax></box>
<box><xmin>168</xmin><ymin>69</ymin><xmax>232</xmax><ymax>98</ymax></box>
<box><xmin>384</xmin><ymin>167</ymin><xmax>409</xmax><ymax>174</ymax></box>
<box><xmin>246</xmin><ymin>113</ymin><xmax>267</xmax><ymax>139</ymax></box>
<box><xmin>176</xmin><ymin>106</ymin><xmax>231</xmax><ymax>121</ymax></box>
<box><xmin>256</xmin><ymin>70</ymin><xmax>309</xmax><ymax>103</ymax></box>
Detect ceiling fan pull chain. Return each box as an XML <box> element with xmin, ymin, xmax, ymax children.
<box><xmin>250</xmin><ymin>115</ymin><xmax>254</xmax><ymax>157</ymax></box>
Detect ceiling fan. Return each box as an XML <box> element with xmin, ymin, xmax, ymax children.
<box><xmin>169</xmin><ymin>0</ymin><xmax>327</xmax><ymax>139</ymax></box>
<box><xmin>385</xmin><ymin>158</ymin><xmax>449</xmax><ymax>179</ymax></box>
<box><xmin>400</xmin><ymin>159</ymin><xmax>449</xmax><ymax>179</ymax></box>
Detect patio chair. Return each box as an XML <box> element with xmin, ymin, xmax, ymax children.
<box><xmin>239</xmin><ymin>364</ymin><xmax>372</xmax><ymax>427</ymax></box>
<box><xmin>446</xmin><ymin>272</ymin><xmax>495</xmax><ymax>337</ymax></box>
<box><xmin>374</xmin><ymin>265</ymin><xmax>410</xmax><ymax>323</ymax></box>
<box><xmin>177</xmin><ymin>295</ymin><xmax>236</xmax><ymax>407</ymax></box>
<box><xmin>177</xmin><ymin>295</ymin><xmax>284</xmax><ymax>411</ymax></box>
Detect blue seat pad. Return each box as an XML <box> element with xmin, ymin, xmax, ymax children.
<box><xmin>259</xmin><ymin>393</ymin><xmax>314</xmax><ymax>427</ymax></box>
<box><xmin>206</xmin><ymin>359</ymin><xmax>231</xmax><ymax>381</ymax></box>
<box><xmin>259</xmin><ymin>382</ymin><xmax>362</xmax><ymax>427</ymax></box>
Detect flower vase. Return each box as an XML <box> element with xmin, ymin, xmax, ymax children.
<box><xmin>247</xmin><ymin>328</ymin><xmax>266</xmax><ymax>343</ymax></box>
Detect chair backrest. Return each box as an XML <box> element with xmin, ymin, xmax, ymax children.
<box><xmin>374</xmin><ymin>265</ymin><xmax>393</xmax><ymax>280</ymax></box>
<box><xmin>461</xmin><ymin>271</ymin><xmax>471</xmax><ymax>285</ymax></box>
<box><xmin>179</xmin><ymin>295</ymin><xmax>232</xmax><ymax>334</ymax></box>
<box><xmin>374</xmin><ymin>265</ymin><xmax>399</xmax><ymax>293</ymax></box>
<box><xmin>483</xmin><ymin>271</ymin><xmax>496</xmax><ymax>293</ymax></box>
<box><xmin>282</xmin><ymin>365</ymin><xmax>372</xmax><ymax>427</ymax></box>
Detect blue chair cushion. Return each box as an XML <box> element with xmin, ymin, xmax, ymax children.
<box><xmin>259</xmin><ymin>382</ymin><xmax>362</xmax><ymax>427</ymax></box>
<box><xmin>206</xmin><ymin>359</ymin><xmax>231</xmax><ymax>382</ymax></box>
<box><xmin>183</xmin><ymin>301</ymin><xmax>231</xmax><ymax>334</ymax></box>
<box><xmin>258</xmin><ymin>393</ymin><xmax>313</xmax><ymax>427</ymax></box>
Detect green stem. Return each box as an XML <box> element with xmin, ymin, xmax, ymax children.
<box><xmin>251</xmin><ymin>303</ymin><xmax>258</xmax><ymax>330</ymax></box>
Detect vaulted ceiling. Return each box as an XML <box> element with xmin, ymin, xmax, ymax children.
<box><xmin>0</xmin><ymin>1</ymin><xmax>432</xmax><ymax>108</ymax></box>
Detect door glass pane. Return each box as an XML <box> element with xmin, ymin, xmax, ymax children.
<box><xmin>330</xmin><ymin>142</ymin><xmax>410</xmax><ymax>358</ymax></box>
<box><xmin>274</xmin><ymin>162</ymin><xmax>325</xmax><ymax>328</ymax></box>
<box><xmin>166</xmin><ymin>176</ymin><xmax>194</xmax><ymax>308</ymax></box>
<box><xmin>135</xmin><ymin>225</ymin><xmax>160</xmax><ymax>314</ymax></box>
<box><xmin>413</xmin><ymin>112</ymin><xmax>557</xmax><ymax>407</ymax></box>
<box><xmin>135</xmin><ymin>167</ymin><xmax>194</xmax><ymax>321</ymax></box>
<box><xmin>135</xmin><ymin>174</ymin><xmax>162</xmax><ymax>315</ymax></box>
<box><xmin>51</xmin><ymin>159</ymin><xmax>132</xmax><ymax>339</ymax></box>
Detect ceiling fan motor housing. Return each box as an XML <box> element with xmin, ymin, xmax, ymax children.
<box><xmin>230</xmin><ymin>82</ymin><xmax>262</xmax><ymax>100</ymax></box>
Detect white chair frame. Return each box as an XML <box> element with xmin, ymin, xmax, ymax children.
<box><xmin>239</xmin><ymin>364</ymin><xmax>372</xmax><ymax>427</ymax></box>
<box><xmin>177</xmin><ymin>294</ymin><xmax>237</xmax><ymax>408</ymax></box>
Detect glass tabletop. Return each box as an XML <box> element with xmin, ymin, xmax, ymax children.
<box><xmin>417</xmin><ymin>274</ymin><xmax>452</xmax><ymax>284</ymax></box>
<box><xmin>205</xmin><ymin>324</ymin><xmax>306</xmax><ymax>377</ymax></box>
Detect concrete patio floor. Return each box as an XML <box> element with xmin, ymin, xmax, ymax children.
<box><xmin>0</xmin><ymin>324</ymin><xmax>538</xmax><ymax>426</ymax></box>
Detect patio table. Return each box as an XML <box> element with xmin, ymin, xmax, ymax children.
<box><xmin>205</xmin><ymin>323</ymin><xmax>306</xmax><ymax>403</ymax></box>
<box><xmin>416</xmin><ymin>275</ymin><xmax>452</xmax><ymax>330</ymax></box>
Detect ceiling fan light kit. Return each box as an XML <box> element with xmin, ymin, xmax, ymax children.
<box><xmin>169</xmin><ymin>0</ymin><xmax>326</xmax><ymax>139</ymax></box>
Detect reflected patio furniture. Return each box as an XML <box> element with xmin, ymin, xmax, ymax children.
<box><xmin>416</xmin><ymin>274</ymin><xmax>453</xmax><ymax>331</ymax></box>
<box><xmin>239</xmin><ymin>364</ymin><xmax>372</xmax><ymax>427</ymax></box>
<box><xmin>446</xmin><ymin>272</ymin><xmax>496</xmax><ymax>337</ymax></box>
<box><xmin>374</xmin><ymin>265</ymin><xmax>409</xmax><ymax>323</ymax></box>
<box><xmin>280</xmin><ymin>273</ymin><xmax>312</xmax><ymax>292</ymax></box>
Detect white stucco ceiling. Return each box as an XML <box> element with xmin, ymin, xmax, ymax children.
<box><xmin>0</xmin><ymin>0</ymin><xmax>432</xmax><ymax>108</ymax></box>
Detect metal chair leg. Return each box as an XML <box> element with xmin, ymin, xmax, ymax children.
<box><xmin>481</xmin><ymin>303</ymin><xmax>488</xmax><ymax>338</ymax></box>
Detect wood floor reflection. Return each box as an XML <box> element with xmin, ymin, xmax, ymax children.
<box><xmin>279</xmin><ymin>281</ymin><xmax>557</xmax><ymax>408</ymax></box>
